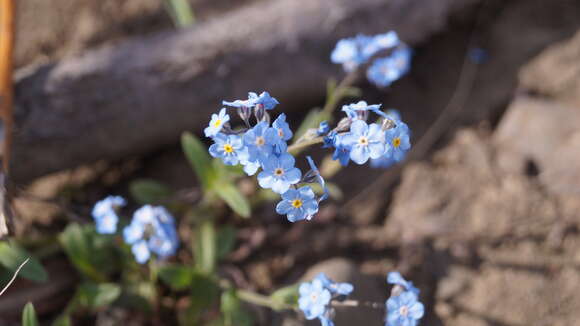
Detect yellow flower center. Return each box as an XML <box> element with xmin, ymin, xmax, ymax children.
<box><xmin>358</xmin><ymin>136</ymin><xmax>369</xmax><ymax>145</ymax></box>
<box><xmin>213</xmin><ymin>119</ymin><xmax>222</xmax><ymax>127</ymax></box>
<box><xmin>274</xmin><ymin>168</ymin><xmax>284</xmax><ymax>176</ymax></box>
<box><xmin>392</xmin><ymin>137</ymin><xmax>401</xmax><ymax>148</ymax></box>
<box><xmin>292</xmin><ymin>199</ymin><xmax>303</xmax><ymax>208</ymax></box>
<box><xmin>255</xmin><ymin>136</ymin><xmax>265</xmax><ymax>146</ymax></box>
<box><xmin>223</xmin><ymin>144</ymin><xmax>234</xmax><ymax>153</ymax></box>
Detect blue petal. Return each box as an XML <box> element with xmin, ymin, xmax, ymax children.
<box><xmin>350</xmin><ymin>120</ymin><xmax>368</xmax><ymax>136</ymax></box>
<box><xmin>350</xmin><ymin>145</ymin><xmax>369</xmax><ymax>164</ymax></box>
<box><xmin>132</xmin><ymin>240</ymin><xmax>151</xmax><ymax>264</ymax></box>
<box><xmin>285</xmin><ymin>168</ymin><xmax>302</xmax><ymax>184</ymax></box>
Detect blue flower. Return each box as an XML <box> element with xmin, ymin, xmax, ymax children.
<box><xmin>272</xmin><ymin>113</ymin><xmax>293</xmax><ymax>141</ymax></box>
<box><xmin>209</xmin><ymin>133</ymin><xmax>247</xmax><ymax>165</ymax></box>
<box><xmin>331</xmin><ymin>32</ymin><xmax>400</xmax><ymax>72</ymax></box>
<box><xmin>305</xmin><ymin>156</ymin><xmax>329</xmax><ymax>202</ymax></box>
<box><xmin>317</xmin><ymin>121</ymin><xmax>330</xmax><ymax>136</ymax></box>
<box><xmin>331</xmin><ymin>135</ymin><xmax>352</xmax><ymax>166</ymax></box>
<box><xmin>123</xmin><ymin>205</ymin><xmax>179</xmax><ymax>264</ymax></box>
<box><xmin>341</xmin><ymin>101</ymin><xmax>383</xmax><ymax>120</ymax></box>
<box><xmin>92</xmin><ymin>196</ymin><xmax>126</xmax><ymax>234</ymax></box>
<box><xmin>276</xmin><ymin>186</ymin><xmax>319</xmax><ymax>222</ymax></box>
<box><xmin>298</xmin><ymin>278</ymin><xmax>332</xmax><ymax>320</ymax></box>
<box><xmin>367</xmin><ymin>46</ymin><xmax>412</xmax><ymax>87</ymax></box>
<box><xmin>222</xmin><ymin>91</ymin><xmax>279</xmax><ymax>110</ymax></box>
<box><xmin>258</xmin><ymin>153</ymin><xmax>301</xmax><ymax>194</ymax></box>
<box><xmin>384</xmin><ymin>121</ymin><xmax>411</xmax><ymax>162</ymax></box>
<box><xmin>204</xmin><ymin>108</ymin><xmax>230</xmax><ymax>137</ymax></box>
<box><xmin>386</xmin><ymin>291</ymin><xmax>424</xmax><ymax>326</ymax></box>
<box><xmin>323</xmin><ymin>131</ymin><xmax>338</xmax><ymax>148</ymax></box>
<box><xmin>314</xmin><ymin>273</ymin><xmax>354</xmax><ymax>296</ymax></box>
<box><xmin>243</xmin><ymin>121</ymin><xmax>279</xmax><ymax>162</ymax></box>
<box><xmin>342</xmin><ymin>120</ymin><xmax>386</xmax><ymax>164</ymax></box>
<box><xmin>387</xmin><ymin>272</ymin><xmax>420</xmax><ymax>296</ymax></box>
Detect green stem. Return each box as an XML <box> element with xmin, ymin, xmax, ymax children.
<box><xmin>287</xmin><ymin>136</ymin><xmax>324</xmax><ymax>154</ymax></box>
<box><xmin>321</xmin><ymin>71</ymin><xmax>359</xmax><ymax>118</ymax></box>
<box><xmin>237</xmin><ymin>289</ymin><xmax>294</xmax><ymax>311</ymax></box>
<box><xmin>166</xmin><ymin>0</ymin><xmax>195</xmax><ymax>28</ymax></box>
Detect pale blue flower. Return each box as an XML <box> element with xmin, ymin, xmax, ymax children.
<box><xmin>315</xmin><ymin>273</ymin><xmax>353</xmax><ymax>296</ymax></box>
<box><xmin>384</xmin><ymin>121</ymin><xmax>411</xmax><ymax>162</ymax></box>
<box><xmin>298</xmin><ymin>278</ymin><xmax>332</xmax><ymax>320</ymax></box>
<box><xmin>341</xmin><ymin>101</ymin><xmax>383</xmax><ymax>120</ymax></box>
<box><xmin>223</xmin><ymin>91</ymin><xmax>279</xmax><ymax>110</ymax></box>
<box><xmin>331</xmin><ymin>31</ymin><xmax>400</xmax><ymax>72</ymax></box>
<box><xmin>342</xmin><ymin>120</ymin><xmax>386</xmax><ymax>164</ymax></box>
<box><xmin>204</xmin><ymin>108</ymin><xmax>230</xmax><ymax>137</ymax></box>
<box><xmin>92</xmin><ymin>196</ymin><xmax>126</xmax><ymax>234</ymax></box>
<box><xmin>243</xmin><ymin>121</ymin><xmax>279</xmax><ymax>162</ymax></box>
<box><xmin>276</xmin><ymin>186</ymin><xmax>319</xmax><ymax>222</ymax></box>
<box><xmin>331</xmin><ymin>135</ymin><xmax>352</xmax><ymax>166</ymax></box>
<box><xmin>386</xmin><ymin>291</ymin><xmax>424</xmax><ymax>326</ymax></box>
<box><xmin>209</xmin><ymin>133</ymin><xmax>247</xmax><ymax>165</ymax></box>
<box><xmin>272</xmin><ymin>113</ymin><xmax>293</xmax><ymax>141</ymax></box>
<box><xmin>123</xmin><ymin>205</ymin><xmax>179</xmax><ymax>264</ymax></box>
<box><xmin>258</xmin><ymin>153</ymin><xmax>301</xmax><ymax>194</ymax></box>
<box><xmin>367</xmin><ymin>46</ymin><xmax>412</xmax><ymax>87</ymax></box>
<box><xmin>387</xmin><ymin>272</ymin><xmax>420</xmax><ymax>296</ymax></box>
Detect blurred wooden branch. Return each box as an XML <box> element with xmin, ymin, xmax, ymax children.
<box><xmin>12</xmin><ymin>0</ymin><xmax>478</xmax><ymax>184</ymax></box>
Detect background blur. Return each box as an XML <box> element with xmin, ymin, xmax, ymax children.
<box><xmin>3</xmin><ymin>0</ymin><xmax>580</xmax><ymax>325</ymax></box>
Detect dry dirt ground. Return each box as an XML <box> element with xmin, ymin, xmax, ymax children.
<box><xmin>5</xmin><ymin>0</ymin><xmax>580</xmax><ymax>325</ymax></box>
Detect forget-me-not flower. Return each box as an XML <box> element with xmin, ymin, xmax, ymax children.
<box><xmin>92</xmin><ymin>195</ymin><xmax>126</xmax><ymax>234</ymax></box>
<box><xmin>331</xmin><ymin>135</ymin><xmax>352</xmax><ymax>166</ymax></box>
<box><xmin>299</xmin><ymin>278</ymin><xmax>332</xmax><ymax>320</ymax></box>
<box><xmin>123</xmin><ymin>205</ymin><xmax>179</xmax><ymax>264</ymax></box>
<box><xmin>209</xmin><ymin>133</ymin><xmax>247</xmax><ymax>165</ymax></box>
<box><xmin>331</xmin><ymin>32</ymin><xmax>399</xmax><ymax>72</ymax></box>
<box><xmin>223</xmin><ymin>91</ymin><xmax>279</xmax><ymax>110</ymax></box>
<box><xmin>342</xmin><ymin>120</ymin><xmax>386</xmax><ymax>164</ymax></box>
<box><xmin>276</xmin><ymin>186</ymin><xmax>319</xmax><ymax>222</ymax></box>
<box><xmin>204</xmin><ymin>108</ymin><xmax>230</xmax><ymax>137</ymax></box>
<box><xmin>384</xmin><ymin>121</ymin><xmax>411</xmax><ymax>162</ymax></box>
<box><xmin>314</xmin><ymin>273</ymin><xmax>354</xmax><ymax>296</ymax></box>
<box><xmin>341</xmin><ymin>101</ymin><xmax>383</xmax><ymax>120</ymax></box>
<box><xmin>367</xmin><ymin>46</ymin><xmax>412</xmax><ymax>88</ymax></box>
<box><xmin>385</xmin><ymin>291</ymin><xmax>424</xmax><ymax>326</ymax></box>
<box><xmin>243</xmin><ymin>121</ymin><xmax>279</xmax><ymax>162</ymax></box>
<box><xmin>387</xmin><ymin>272</ymin><xmax>420</xmax><ymax>296</ymax></box>
<box><xmin>272</xmin><ymin>113</ymin><xmax>293</xmax><ymax>141</ymax></box>
<box><xmin>317</xmin><ymin>121</ymin><xmax>330</xmax><ymax>136</ymax></box>
<box><xmin>258</xmin><ymin>153</ymin><xmax>301</xmax><ymax>194</ymax></box>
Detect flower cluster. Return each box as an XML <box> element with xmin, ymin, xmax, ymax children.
<box><xmin>386</xmin><ymin>272</ymin><xmax>424</xmax><ymax>326</ymax></box>
<box><xmin>299</xmin><ymin>273</ymin><xmax>354</xmax><ymax>326</ymax></box>
<box><xmin>92</xmin><ymin>197</ymin><xmax>179</xmax><ymax>264</ymax></box>
<box><xmin>205</xmin><ymin>91</ymin><xmax>328</xmax><ymax>222</ymax></box>
<box><xmin>318</xmin><ymin>101</ymin><xmax>411</xmax><ymax>168</ymax></box>
<box><xmin>331</xmin><ymin>31</ymin><xmax>412</xmax><ymax>88</ymax></box>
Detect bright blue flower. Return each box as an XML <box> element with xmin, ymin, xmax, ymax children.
<box><xmin>204</xmin><ymin>108</ymin><xmax>230</xmax><ymax>137</ymax></box>
<box><xmin>222</xmin><ymin>91</ymin><xmax>279</xmax><ymax>110</ymax></box>
<box><xmin>341</xmin><ymin>101</ymin><xmax>383</xmax><ymax>120</ymax></box>
<box><xmin>331</xmin><ymin>135</ymin><xmax>352</xmax><ymax>166</ymax></box>
<box><xmin>367</xmin><ymin>46</ymin><xmax>412</xmax><ymax>88</ymax></box>
<box><xmin>272</xmin><ymin>113</ymin><xmax>293</xmax><ymax>141</ymax></box>
<box><xmin>315</xmin><ymin>273</ymin><xmax>353</xmax><ymax>296</ymax></box>
<box><xmin>386</xmin><ymin>291</ymin><xmax>424</xmax><ymax>326</ymax></box>
<box><xmin>298</xmin><ymin>278</ymin><xmax>332</xmax><ymax>320</ymax></box>
<box><xmin>387</xmin><ymin>272</ymin><xmax>420</xmax><ymax>296</ymax></box>
<box><xmin>342</xmin><ymin>120</ymin><xmax>386</xmax><ymax>164</ymax></box>
<box><xmin>331</xmin><ymin>31</ymin><xmax>399</xmax><ymax>72</ymax></box>
<box><xmin>92</xmin><ymin>196</ymin><xmax>126</xmax><ymax>234</ymax></box>
<box><xmin>306</xmin><ymin>156</ymin><xmax>329</xmax><ymax>202</ymax></box>
<box><xmin>323</xmin><ymin>131</ymin><xmax>338</xmax><ymax>148</ymax></box>
<box><xmin>209</xmin><ymin>133</ymin><xmax>247</xmax><ymax>165</ymax></box>
<box><xmin>384</xmin><ymin>121</ymin><xmax>411</xmax><ymax>162</ymax></box>
<box><xmin>258</xmin><ymin>153</ymin><xmax>301</xmax><ymax>194</ymax></box>
<box><xmin>243</xmin><ymin>121</ymin><xmax>279</xmax><ymax>161</ymax></box>
<box><xmin>123</xmin><ymin>205</ymin><xmax>179</xmax><ymax>264</ymax></box>
<box><xmin>317</xmin><ymin>121</ymin><xmax>330</xmax><ymax>136</ymax></box>
<box><xmin>276</xmin><ymin>186</ymin><xmax>319</xmax><ymax>222</ymax></box>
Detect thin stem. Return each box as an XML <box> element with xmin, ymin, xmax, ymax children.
<box><xmin>219</xmin><ymin>279</ymin><xmax>295</xmax><ymax>311</ymax></box>
<box><xmin>331</xmin><ymin>299</ymin><xmax>384</xmax><ymax>310</ymax></box>
<box><xmin>321</xmin><ymin>71</ymin><xmax>359</xmax><ymax>117</ymax></box>
<box><xmin>0</xmin><ymin>258</ymin><xmax>28</xmax><ymax>296</ymax></box>
<box><xmin>287</xmin><ymin>136</ymin><xmax>324</xmax><ymax>154</ymax></box>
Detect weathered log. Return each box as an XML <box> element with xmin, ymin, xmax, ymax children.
<box><xmin>13</xmin><ymin>0</ymin><xmax>478</xmax><ymax>184</ymax></box>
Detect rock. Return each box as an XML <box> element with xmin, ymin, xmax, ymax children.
<box><xmin>519</xmin><ymin>30</ymin><xmax>580</xmax><ymax>108</ymax></box>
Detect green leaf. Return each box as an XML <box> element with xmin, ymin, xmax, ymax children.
<box><xmin>58</xmin><ymin>224</ymin><xmax>108</xmax><ymax>282</ymax></box>
<box><xmin>0</xmin><ymin>242</ymin><xmax>47</xmax><ymax>283</ymax></box>
<box><xmin>221</xmin><ymin>289</ymin><xmax>253</xmax><ymax>326</ymax></box>
<box><xmin>165</xmin><ymin>0</ymin><xmax>195</xmax><ymax>28</ymax></box>
<box><xmin>22</xmin><ymin>302</ymin><xmax>39</xmax><ymax>326</ymax></box>
<box><xmin>188</xmin><ymin>271</ymin><xmax>220</xmax><ymax>321</ymax></box>
<box><xmin>216</xmin><ymin>226</ymin><xmax>236</xmax><ymax>259</ymax></box>
<box><xmin>269</xmin><ymin>284</ymin><xmax>299</xmax><ymax>309</ymax></box>
<box><xmin>77</xmin><ymin>282</ymin><xmax>121</xmax><ymax>309</ymax></box>
<box><xmin>194</xmin><ymin>220</ymin><xmax>216</xmax><ymax>274</ymax></box>
<box><xmin>213</xmin><ymin>182</ymin><xmax>250</xmax><ymax>218</ymax></box>
<box><xmin>181</xmin><ymin>132</ymin><xmax>218</xmax><ymax>190</ymax></box>
<box><xmin>129</xmin><ymin>179</ymin><xmax>173</xmax><ymax>205</ymax></box>
<box><xmin>51</xmin><ymin>315</ymin><xmax>71</xmax><ymax>326</ymax></box>
<box><xmin>158</xmin><ymin>264</ymin><xmax>192</xmax><ymax>291</ymax></box>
